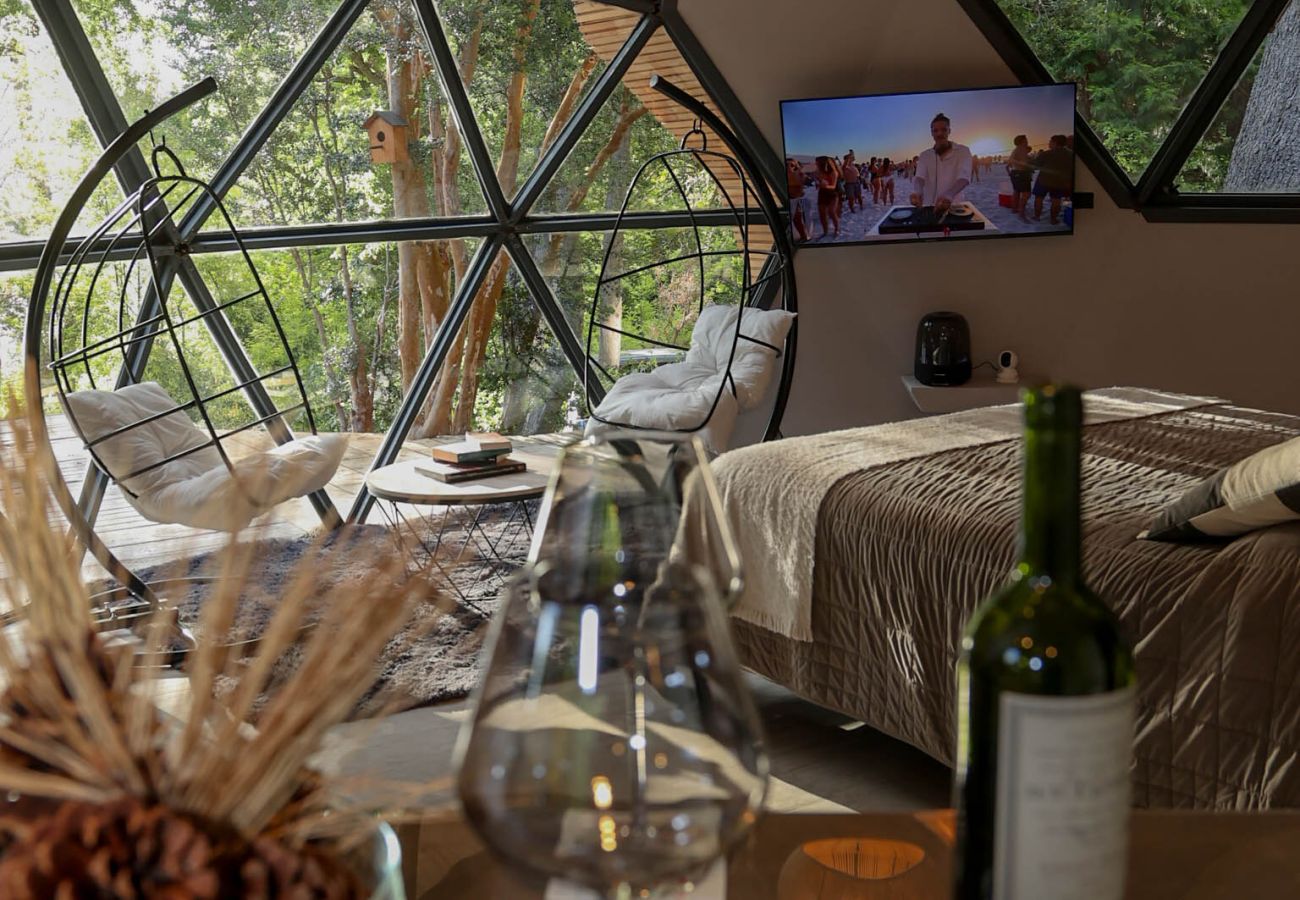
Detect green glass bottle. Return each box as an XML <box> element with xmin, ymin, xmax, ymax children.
<box><xmin>953</xmin><ymin>385</ymin><xmax>1135</xmax><ymax>900</ymax></box>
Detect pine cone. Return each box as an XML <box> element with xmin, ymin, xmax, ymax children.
<box><xmin>0</xmin><ymin>633</ymin><xmax>134</xmax><ymax>854</ymax></box>
<box><xmin>0</xmin><ymin>797</ymin><xmax>366</xmax><ymax>899</ymax></box>
<box><xmin>242</xmin><ymin>836</ymin><xmax>365</xmax><ymax>900</ymax></box>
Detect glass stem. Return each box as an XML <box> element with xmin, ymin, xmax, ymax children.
<box><xmin>630</xmin><ymin>645</ymin><xmax>650</xmax><ymax>827</ymax></box>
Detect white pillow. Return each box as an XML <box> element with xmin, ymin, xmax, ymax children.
<box><xmin>64</xmin><ymin>382</ymin><xmax>346</xmax><ymax>531</ymax></box>
<box><xmin>64</xmin><ymin>382</ymin><xmax>223</xmax><ymax>498</ymax></box>
<box><xmin>684</xmin><ymin>304</ymin><xmax>795</xmax><ymax>410</ymax></box>
<box><xmin>587</xmin><ymin>361</ymin><xmax>739</xmax><ymax>454</ymax></box>
<box><xmin>144</xmin><ymin>433</ymin><xmax>347</xmax><ymax>531</ymax></box>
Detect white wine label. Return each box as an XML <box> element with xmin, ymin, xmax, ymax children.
<box><xmin>993</xmin><ymin>686</ymin><xmax>1135</xmax><ymax>900</ymax></box>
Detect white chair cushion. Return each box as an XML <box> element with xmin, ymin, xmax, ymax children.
<box><xmin>64</xmin><ymin>382</ymin><xmax>346</xmax><ymax>531</ymax></box>
<box><xmin>684</xmin><ymin>304</ymin><xmax>796</xmax><ymax>410</ymax></box>
<box><xmin>142</xmin><ymin>433</ymin><xmax>348</xmax><ymax>531</ymax></box>
<box><xmin>65</xmin><ymin>382</ymin><xmax>223</xmax><ymax>497</ymax></box>
<box><xmin>587</xmin><ymin>361</ymin><xmax>739</xmax><ymax>454</ymax></box>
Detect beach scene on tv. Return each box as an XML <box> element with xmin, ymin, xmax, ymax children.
<box><xmin>781</xmin><ymin>83</ymin><xmax>1077</xmax><ymax>245</ymax></box>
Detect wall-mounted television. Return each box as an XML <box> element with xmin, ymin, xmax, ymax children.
<box><xmin>780</xmin><ymin>83</ymin><xmax>1077</xmax><ymax>247</ymax></box>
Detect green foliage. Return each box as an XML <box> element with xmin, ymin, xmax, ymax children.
<box><xmin>0</xmin><ymin>0</ymin><xmax>34</xmax><ymax>63</ymax></box>
<box><xmin>995</xmin><ymin>0</ymin><xmax>1251</xmax><ymax>180</ymax></box>
<box><xmin>0</xmin><ymin>272</ymin><xmax>30</xmax><ymax>418</ymax></box>
<box><xmin>0</xmin><ymin>0</ymin><xmax>741</xmax><ymax>439</ymax></box>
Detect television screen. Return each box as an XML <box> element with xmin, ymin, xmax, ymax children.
<box><xmin>780</xmin><ymin>83</ymin><xmax>1077</xmax><ymax>246</ymax></box>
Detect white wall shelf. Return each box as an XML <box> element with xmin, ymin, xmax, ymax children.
<box><xmin>901</xmin><ymin>374</ymin><xmax>1022</xmax><ymax>415</ymax></box>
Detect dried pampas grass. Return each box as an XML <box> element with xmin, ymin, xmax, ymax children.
<box><xmin>0</xmin><ymin>411</ymin><xmax>451</xmax><ymax>897</ymax></box>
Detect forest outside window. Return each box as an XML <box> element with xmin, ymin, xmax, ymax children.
<box><xmin>985</xmin><ymin>0</ymin><xmax>1300</xmax><ymax>217</ymax></box>
<box><xmin>0</xmin><ymin>0</ymin><xmax>765</xmax><ymax>450</ymax></box>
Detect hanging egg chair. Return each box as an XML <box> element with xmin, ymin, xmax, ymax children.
<box><xmin>583</xmin><ymin>77</ymin><xmax>797</xmax><ymax>454</ymax></box>
<box><xmin>22</xmin><ymin>79</ymin><xmax>344</xmax><ymax>632</ymax></box>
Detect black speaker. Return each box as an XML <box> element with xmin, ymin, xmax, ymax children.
<box><xmin>914</xmin><ymin>311</ymin><xmax>971</xmax><ymax>386</ymax></box>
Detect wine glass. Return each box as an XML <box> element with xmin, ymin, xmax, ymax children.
<box><xmin>528</xmin><ymin>430</ymin><xmax>744</xmax><ymax>607</ymax></box>
<box><xmin>456</xmin><ymin>432</ymin><xmax>767</xmax><ymax>897</ymax></box>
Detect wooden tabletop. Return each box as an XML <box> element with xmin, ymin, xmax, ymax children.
<box><xmin>396</xmin><ymin>808</ymin><xmax>1300</xmax><ymax>898</ymax></box>
<box><xmin>365</xmin><ymin>445</ymin><xmax>558</xmax><ymax>506</ymax></box>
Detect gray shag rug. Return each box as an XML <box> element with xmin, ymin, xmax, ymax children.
<box><xmin>133</xmin><ymin>521</ymin><xmax>526</xmax><ymax>715</ymax></box>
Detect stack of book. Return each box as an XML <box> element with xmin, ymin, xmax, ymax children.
<box><xmin>417</xmin><ymin>432</ymin><xmax>526</xmax><ymax>484</ymax></box>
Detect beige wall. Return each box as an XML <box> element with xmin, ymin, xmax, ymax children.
<box><xmin>682</xmin><ymin>0</ymin><xmax>1298</xmax><ymax>435</ymax></box>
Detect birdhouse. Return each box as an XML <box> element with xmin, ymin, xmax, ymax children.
<box><xmin>363</xmin><ymin>111</ymin><xmax>409</xmax><ymax>164</ymax></box>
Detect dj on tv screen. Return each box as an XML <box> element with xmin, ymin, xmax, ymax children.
<box><xmin>780</xmin><ymin>83</ymin><xmax>1077</xmax><ymax>247</ymax></box>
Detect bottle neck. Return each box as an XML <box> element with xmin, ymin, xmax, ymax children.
<box><xmin>1017</xmin><ymin>415</ymin><xmax>1081</xmax><ymax>585</ymax></box>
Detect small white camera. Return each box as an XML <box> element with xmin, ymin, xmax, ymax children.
<box><xmin>996</xmin><ymin>350</ymin><xmax>1020</xmax><ymax>384</ymax></box>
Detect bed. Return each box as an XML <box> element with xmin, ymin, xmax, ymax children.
<box><xmin>710</xmin><ymin>387</ymin><xmax>1300</xmax><ymax>810</ymax></box>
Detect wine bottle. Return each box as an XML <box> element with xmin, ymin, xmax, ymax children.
<box><xmin>953</xmin><ymin>384</ymin><xmax>1135</xmax><ymax>900</ymax></box>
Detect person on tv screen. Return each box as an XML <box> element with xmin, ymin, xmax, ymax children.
<box><xmin>1007</xmin><ymin>134</ymin><xmax>1034</xmax><ymax>222</ymax></box>
<box><xmin>909</xmin><ymin>112</ymin><xmax>972</xmax><ymax>215</ymax></box>
<box><xmin>842</xmin><ymin>151</ymin><xmax>863</xmax><ymax>213</ymax></box>
<box><xmin>814</xmin><ymin>155</ymin><xmax>842</xmax><ymax>239</ymax></box>
<box><xmin>1031</xmin><ymin>134</ymin><xmax>1073</xmax><ymax>225</ymax></box>
<box><xmin>785</xmin><ymin>157</ymin><xmax>810</xmax><ymax>242</ymax></box>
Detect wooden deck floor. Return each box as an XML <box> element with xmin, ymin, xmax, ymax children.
<box><xmin>0</xmin><ymin>415</ymin><xmax>568</xmax><ymax>581</ymax></box>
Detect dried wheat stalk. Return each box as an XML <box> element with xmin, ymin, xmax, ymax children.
<box><xmin>0</xmin><ymin>407</ymin><xmax>454</xmax><ymax>895</ymax></box>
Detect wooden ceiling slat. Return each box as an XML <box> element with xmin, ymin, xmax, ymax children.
<box><xmin>572</xmin><ymin>1</ymin><xmax>774</xmax><ymax>255</ymax></box>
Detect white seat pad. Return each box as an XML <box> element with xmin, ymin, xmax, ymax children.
<box><xmin>587</xmin><ymin>361</ymin><xmax>739</xmax><ymax>454</ymax></box>
<box><xmin>139</xmin><ymin>433</ymin><xmax>347</xmax><ymax>531</ymax></box>
<box><xmin>64</xmin><ymin>382</ymin><xmax>346</xmax><ymax>531</ymax></box>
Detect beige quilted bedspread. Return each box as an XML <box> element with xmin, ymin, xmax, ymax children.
<box><xmin>717</xmin><ymin>395</ymin><xmax>1300</xmax><ymax>809</ymax></box>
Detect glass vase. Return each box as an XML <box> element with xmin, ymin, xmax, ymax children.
<box><xmin>457</xmin><ymin>431</ymin><xmax>766</xmax><ymax>897</ymax></box>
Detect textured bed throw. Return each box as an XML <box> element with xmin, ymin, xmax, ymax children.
<box><xmin>713</xmin><ymin>387</ymin><xmax>1216</xmax><ymax>642</ymax></box>
<box><xmin>717</xmin><ymin>392</ymin><xmax>1300</xmax><ymax>809</ymax></box>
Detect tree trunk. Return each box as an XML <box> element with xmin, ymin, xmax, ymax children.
<box><xmin>494</xmin><ymin>0</ymin><xmax>540</xmax><ymax>199</ymax></box>
<box><xmin>539</xmin><ymin>99</ymin><xmax>646</xmax><ymax>271</ymax></box>
<box><xmin>369</xmin><ymin>244</ymin><xmax>396</xmax><ymax>407</ymax></box>
<box><xmin>497</xmin><ymin>98</ymin><xmax>644</xmax><ymax>429</ymax></box>
<box><xmin>288</xmin><ymin>246</ymin><xmax>351</xmax><ymax>429</ymax></box>
<box><xmin>377</xmin><ymin>6</ymin><xmax>455</xmax><ymax>395</ymax></box>
<box><xmin>596</xmin><ymin>131</ymin><xmax>633</xmax><ymax>370</ymax></box>
<box><xmin>253</xmin><ymin>166</ymin><xmax>352</xmax><ymax>429</ymax></box>
<box><xmin>339</xmin><ymin>247</ymin><xmax>374</xmax><ymax>431</ymax></box>
<box><xmin>407</xmin><ymin>18</ymin><xmax>483</xmax><ymax>439</ymax></box>
<box><xmin>1224</xmin><ymin>2</ymin><xmax>1300</xmax><ymax>191</ymax></box>
<box><xmin>433</xmin><ymin>20</ymin><xmax>480</xmax><ymax>280</ymax></box>
<box><xmin>308</xmin><ymin>75</ymin><xmax>376</xmax><ymax>433</ymax></box>
<box><xmin>436</xmin><ymin>0</ymin><xmax>540</xmax><ymax>434</ymax></box>
<box><xmin>442</xmin><ymin>256</ymin><xmax>509</xmax><ymax>433</ymax></box>
<box><xmin>540</xmin><ymin>51</ymin><xmax>599</xmax><ymax>154</ymax></box>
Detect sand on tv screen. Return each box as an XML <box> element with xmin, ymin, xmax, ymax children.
<box><xmin>780</xmin><ymin>83</ymin><xmax>1077</xmax><ymax>246</ymax></box>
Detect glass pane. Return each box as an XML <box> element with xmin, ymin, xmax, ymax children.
<box><xmin>526</xmin><ymin>227</ymin><xmax>767</xmax><ymax>402</ymax></box>
<box><xmin>26</xmin><ymin>235</ymin><xmax>480</xmax><ymax>434</ymax></box>
<box><xmin>69</xmin><ymin>0</ymin><xmax>336</xmax><ymax>184</ymax></box>
<box><xmin>1</xmin><ymin>270</ymin><xmax>33</xmax><ymax>407</ymax></box>
<box><xmin>482</xmin><ymin>278</ymin><xmax>582</xmax><ymax>437</ymax></box>
<box><xmin>993</xmin><ymin>0</ymin><xmax>1252</xmax><ymax>180</ymax></box>
<box><xmin>536</xmin><ymin>27</ymin><xmax>742</xmax><ymax>214</ymax></box>
<box><xmin>1176</xmin><ymin>0</ymin><xmax>1300</xmax><ymax>193</ymax></box>
<box><xmin>236</xmin><ymin>238</ymin><xmax>485</xmax><ymax>433</ymax></box>
<box><xmin>441</xmin><ymin>0</ymin><xmax>636</xmax><ymax>201</ymax></box>
<box><xmin>0</xmin><ymin>3</ymin><xmax>109</xmax><ymax>241</ymax></box>
<box><xmin>226</xmin><ymin>1</ymin><xmax>487</xmax><ymax>227</ymax></box>
<box><xmin>415</xmin><ymin>248</ymin><xmax>581</xmax><ymax>438</ymax></box>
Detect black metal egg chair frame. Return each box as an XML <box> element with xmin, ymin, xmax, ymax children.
<box><xmin>21</xmin><ymin>79</ymin><xmax>342</xmax><ymax>634</ymax></box>
<box><xmin>583</xmin><ymin>76</ymin><xmax>797</xmax><ymax>447</ymax></box>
